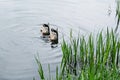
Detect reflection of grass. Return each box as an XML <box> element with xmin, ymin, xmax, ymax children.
<box><xmin>34</xmin><ymin>28</ymin><xmax>120</xmax><ymax>80</ymax></box>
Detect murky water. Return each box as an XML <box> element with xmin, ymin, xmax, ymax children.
<box><xmin>0</xmin><ymin>0</ymin><xmax>119</xmax><ymax>80</ymax></box>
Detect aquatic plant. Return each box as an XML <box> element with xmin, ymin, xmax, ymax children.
<box><xmin>115</xmin><ymin>0</ymin><xmax>120</xmax><ymax>32</ymax></box>
<box><xmin>34</xmin><ymin>28</ymin><xmax>120</xmax><ymax>80</ymax></box>
<box><xmin>35</xmin><ymin>56</ymin><xmax>45</xmax><ymax>80</ymax></box>
<box><xmin>60</xmin><ymin>28</ymin><xmax>120</xmax><ymax>80</ymax></box>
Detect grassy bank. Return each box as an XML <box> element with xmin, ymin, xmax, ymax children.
<box><xmin>34</xmin><ymin>28</ymin><xmax>120</xmax><ymax>80</ymax></box>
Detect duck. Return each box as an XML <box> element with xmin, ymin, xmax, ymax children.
<box><xmin>49</xmin><ymin>28</ymin><xmax>58</xmax><ymax>45</ymax></box>
<box><xmin>40</xmin><ymin>24</ymin><xmax>50</xmax><ymax>38</ymax></box>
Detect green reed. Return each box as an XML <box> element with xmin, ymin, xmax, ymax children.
<box><xmin>115</xmin><ymin>0</ymin><xmax>120</xmax><ymax>32</ymax></box>
<box><xmin>35</xmin><ymin>28</ymin><xmax>120</xmax><ymax>80</ymax></box>
<box><xmin>35</xmin><ymin>56</ymin><xmax>45</xmax><ymax>80</ymax></box>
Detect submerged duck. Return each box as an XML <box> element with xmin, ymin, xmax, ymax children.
<box><xmin>49</xmin><ymin>28</ymin><xmax>58</xmax><ymax>45</ymax></box>
<box><xmin>40</xmin><ymin>24</ymin><xmax>50</xmax><ymax>38</ymax></box>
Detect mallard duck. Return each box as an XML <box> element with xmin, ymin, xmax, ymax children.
<box><xmin>40</xmin><ymin>24</ymin><xmax>50</xmax><ymax>37</ymax></box>
<box><xmin>49</xmin><ymin>28</ymin><xmax>58</xmax><ymax>45</ymax></box>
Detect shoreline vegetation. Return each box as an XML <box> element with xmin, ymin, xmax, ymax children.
<box><xmin>34</xmin><ymin>0</ymin><xmax>120</xmax><ymax>80</ymax></box>
<box><xmin>34</xmin><ymin>28</ymin><xmax>120</xmax><ymax>80</ymax></box>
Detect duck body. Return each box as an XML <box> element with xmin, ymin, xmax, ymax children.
<box><xmin>40</xmin><ymin>23</ymin><xmax>59</xmax><ymax>48</ymax></box>
<box><xmin>40</xmin><ymin>24</ymin><xmax>50</xmax><ymax>38</ymax></box>
<box><xmin>49</xmin><ymin>28</ymin><xmax>58</xmax><ymax>45</ymax></box>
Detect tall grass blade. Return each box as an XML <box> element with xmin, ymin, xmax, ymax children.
<box><xmin>35</xmin><ymin>56</ymin><xmax>45</xmax><ymax>80</ymax></box>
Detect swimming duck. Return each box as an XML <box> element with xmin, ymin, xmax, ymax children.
<box><xmin>40</xmin><ymin>24</ymin><xmax>50</xmax><ymax>38</ymax></box>
<box><xmin>49</xmin><ymin>28</ymin><xmax>58</xmax><ymax>45</ymax></box>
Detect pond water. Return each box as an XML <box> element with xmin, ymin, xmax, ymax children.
<box><xmin>0</xmin><ymin>0</ymin><xmax>119</xmax><ymax>80</ymax></box>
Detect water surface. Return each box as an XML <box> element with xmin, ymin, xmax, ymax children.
<box><xmin>0</xmin><ymin>0</ymin><xmax>118</xmax><ymax>80</ymax></box>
